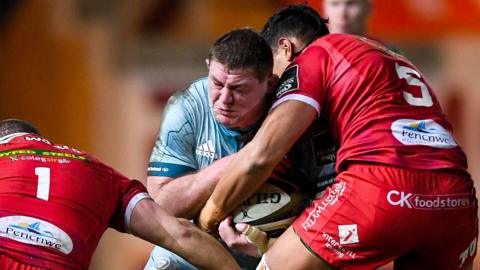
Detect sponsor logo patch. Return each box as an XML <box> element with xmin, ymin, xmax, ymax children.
<box><xmin>391</xmin><ymin>119</ymin><xmax>457</xmax><ymax>148</ymax></box>
<box><xmin>459</xmin><ymin>238</ymin><xmax>477</xmax><ymax>268</ymax></box>
<box><xmin>0</xmin><ymin>149</ymin><xmax>87</xmax><ymax>161</ymax></box>
<box><xmin>338</xmin><ymin>224</ymin><xmax>359</xmax><ymax>245</ymax></box>
<box><xmin>323</xmin><ymin>232</ymin><xmax>357</xmax><ymax>259</ymax></box>
<box><xmin>302</xmin><ymin>181</ymin><xmax>346</xmax><ymax>231</ymax></box>
<box><xmin>0</xmin><ymin>216</ymin><xmax>73</xmax><ymax>254</ymax></box>
<box><xmin>275</xmin><ymin>65</ymin><xmax>299</xmax><ymax>98</ymax></box>
<box><xmin>9</xmin><ymin>155</ymin><xmax>70</xmax><ymax>164</ymax></box>
<box><xmin>147</xmin><ymin>167</ymin><xmax>170</xmax><ymax>173</ymax></box>
<box><xmin>311</xmin><ymin>128</ymin><xmax>336</xmax><ymax>167</ymax></box>
<box><xmin>196</xmin><ymin>140</ymin><xmax>217</xmax><ymax>159</ymax></box>
<box><xmin>25</xmin><ymin>136</ymin><xmax>82</xmax><ymax>153</ymax></box>
<box><xmin>386</xmin><ymin>190</ymin><xmax>472</xmax><ymax>210</ymax></box>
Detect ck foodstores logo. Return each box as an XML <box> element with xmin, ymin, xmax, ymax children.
<box><xmin>386</xmin><ymin>190</ymin><xmax>413</xmax><ymax>208</ymax></box>
<box><xmin>386</xmin><ymin>190</ymin><xmax>472</xmax><ymax>210</ymax></box>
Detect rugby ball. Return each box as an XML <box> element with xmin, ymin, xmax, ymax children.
<box><xmin>232</xmin><ymin>179</ymin><xmax>304</xmax><ymax>237</ymax></box>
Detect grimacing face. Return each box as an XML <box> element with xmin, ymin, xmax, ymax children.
<box><xmin>324</xmin><ymin>0</ymin><xmax>371</xmax><ymax>35</ymax></box>
<box><xmin>208</xmin><ymin>60</ymin><xmax>270</xmax><ymax>129</ymax></box>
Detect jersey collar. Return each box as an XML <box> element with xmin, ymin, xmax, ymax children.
<box><xmin>0</xmin><ymin>132</ymin><xmax>29</xmax><ymax>144</ymax></box>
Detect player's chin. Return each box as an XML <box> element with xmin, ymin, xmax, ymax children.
<box><xmin>215</xmin><ymin>116</ymin><xmax>238</xmax><ymax>128</ymax></box>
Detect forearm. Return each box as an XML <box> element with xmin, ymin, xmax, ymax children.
<box><xmin>149</xmin><ymin>174</ymin><xmax>212</xmax><ymax>218</ymax></box>
<box><xmin>199</xmin><ymin>101</ymin><xmax>317</xmax><ymax>230</ymax></box>
<box><xmin>130</xmin><ymin>199</ymin><xmax>240</xmax><ymax>270</ymax></box>
<box><xmin>148</xmin><ymin>155</ymin><xmax>235</xmax><ymax>219</ymax></box>
<box><xmin>199</xmin><ymin>137</ymin><xmax>279</xmax><ymax>229</ymax></box>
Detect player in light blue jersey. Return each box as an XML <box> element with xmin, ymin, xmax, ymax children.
<box><xmin>147</xmin><ymin>77</ymin><xmax>259</xmax><ymax>181</ymax></box>
<box><xmin>144</xmin><ymin>28</ymin><xmax>278</xmax><ymax>270</ymax></box>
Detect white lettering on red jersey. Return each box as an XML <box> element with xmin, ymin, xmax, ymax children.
<box><xmin>0</xmin><ymin>133</ymin><xmax>150</xmax><ymax>270</ymax></box>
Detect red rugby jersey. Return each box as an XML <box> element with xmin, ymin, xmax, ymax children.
<box><xmin>272</xmin><ymin>34</ymin><xmax>467</xmax><ymax>172</ymax></box>
<box><xmin>0</xmin><ymin>133</ymin><xmax>150</xmax><ymax>270</ymax></box>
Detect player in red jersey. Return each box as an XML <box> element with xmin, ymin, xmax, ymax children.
<box><xmin>198</xmin><ymin>4</ymin><xmax>478</xmax><ymax>270</ymax></box>
<box><xmin>0</xmin><ymin>119</ymin><xmax>240</xmax><ymax>270</ymax></box>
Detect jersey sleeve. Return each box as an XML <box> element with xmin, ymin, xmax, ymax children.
<box><xmin>271</xmin><ymin>45</ymin><xmax>331</xmax><ymax>116</ymax></box>
<box><xmin>148</xmin><ymin>92</ymin><xmax>198</xmax><ymax>178</ymax></box>
<box><xmin>109</xmin><ymin>169</ymin><xmax>151</xmax><ymax>233</ymax></box>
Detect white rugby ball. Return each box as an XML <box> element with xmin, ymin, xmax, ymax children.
<box><xmin>232</xmin><ymin>179</ymin><xmax>304</xmax><ymax>236</ymax></box>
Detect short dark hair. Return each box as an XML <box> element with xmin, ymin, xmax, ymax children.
<box><xmin>0</xmin><ymin>119</ymin><xmax>40</xmax><ymax>138</ymax></box>
<box><xmin>261</xmin><ymin>4</ymin><xmax>329</xmax><ymax>50</ymax></box>
<box><xmin>207</xmin><ymin>28</ymin><xmax>273</xmax><ymax>81</ymax></box>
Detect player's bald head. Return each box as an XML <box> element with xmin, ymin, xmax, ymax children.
<box><xmin>0</xmin><ymin>119</ymin><xmax>40</xmax><ymax>138</ymax></box>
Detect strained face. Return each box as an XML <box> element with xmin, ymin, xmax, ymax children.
<box><xmin>208</xmin><ymin>60</ymin><xmax>270</xmax><ymax>129</ymax></box>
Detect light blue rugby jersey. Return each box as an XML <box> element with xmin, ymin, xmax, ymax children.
<box><xmin>148</xmin><ymin>77</ymin><xmax>258</xmax><ymax>177</ymax></box>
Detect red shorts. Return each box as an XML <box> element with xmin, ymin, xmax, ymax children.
<box><xmin>292</xmin><ymin>164</ymin><xmax>478</xmax><ymax>270</ymax></box>
<box><xmin>0</xmin><ymin>253</ymin><xmax>48</xmax><ymax>270</ymax></box>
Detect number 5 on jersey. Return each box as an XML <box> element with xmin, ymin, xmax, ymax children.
<box><xmin>35</xmin><ymin>167</ymin><xmax>50</xmax><ymax>201</ymax></box>
<box><xmin>396</xmin><ymin>63</ymin><xmax>433</xmax><ymax>107</ymax></box>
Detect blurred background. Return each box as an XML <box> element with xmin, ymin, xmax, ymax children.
<box><xmin>1</xmin><ymin>0</ymin><xmax>479</xmax><ymax>269</ymax></box>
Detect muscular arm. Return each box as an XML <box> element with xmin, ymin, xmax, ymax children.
<box><xmin>147</xmin><ymin>155</ymin><xmax>234</xmax><ymax>219</ymax></box>
<box><xmin>198</xmin><ymin>101</ymin><xmax>317</xmax><ymax>230</ymax></box>
<box><xmin>129</xmin><ymin>199</ymin><xmax>240</xmax><ymax>270</ymax></box>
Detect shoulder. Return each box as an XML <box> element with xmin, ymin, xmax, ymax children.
<box><xmin>190</xmin><ymin>76</ymin><xmax>208</xmax><ymax>90</ymax></box>
<box><xmin>166</xmin><ymin>77</ymin><xmax>209</xmax><ymax>111</ymax></box>
<box><xmin>179</xmin><ymin>76</ymin><xmax>209</xmax><ymax>100</ymax></box>
<box><xmin>156</xmin><ymin>79</ymin><xmax>210</xmax><ymax>140</ymax></box>
<box><xmin>287</xmin><ymin>39</ymin><xmax>334</xmax><ymax>83</ymax></box>
<box><xmin>295</xmin><ymin>38</ymin><xmax>333</xmax><ymax>71</ymax></box>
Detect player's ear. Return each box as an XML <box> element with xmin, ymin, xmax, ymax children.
<box><xmin>205</xmin><ymin>58</ymin><xmax>210</xmax><ymax>70</ymax></box>
<box><xmin>277</xmin><ymin>37</ymin><xmax>294</xmax><ymax>61</ymax></box>
<box><xmin>267</xmin><ymin>74</ymin><xmax>279</xmax><ymax>94</ymax></box>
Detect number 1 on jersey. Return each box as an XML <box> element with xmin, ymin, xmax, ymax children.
<box><xmin>35</xmin><ymin>167</ymin><xmax>50</xmax><ymax>201</ymax></box>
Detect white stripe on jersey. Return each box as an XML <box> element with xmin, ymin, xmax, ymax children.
<box><xmin>124</xmin><ymin>192</ymin><xmax>152</xmax><ymax>233</ymax></box>
<box><xmin>0</xmin><ymin>132</ymin><xmax>29</xmax><ymax>144</ymax></box>
<box><xmin>270</xmin><ymin>94</ymin><xmax>321</xmax><ymax>115</ymax></box>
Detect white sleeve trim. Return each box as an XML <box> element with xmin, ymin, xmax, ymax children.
<box><xmin>124</xmin><ymin>192</ymin><xmax>152</xmax><ymax>232</ymax></box>
<box><xmin>0</xmin><ymin>132</ymin><xmax>29</xmax><ymax>144</ymax></box>
<box><xmin>270</xmin><ymin>94</ymin><xmax>321</xmax><ymax>115</ymax></box>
